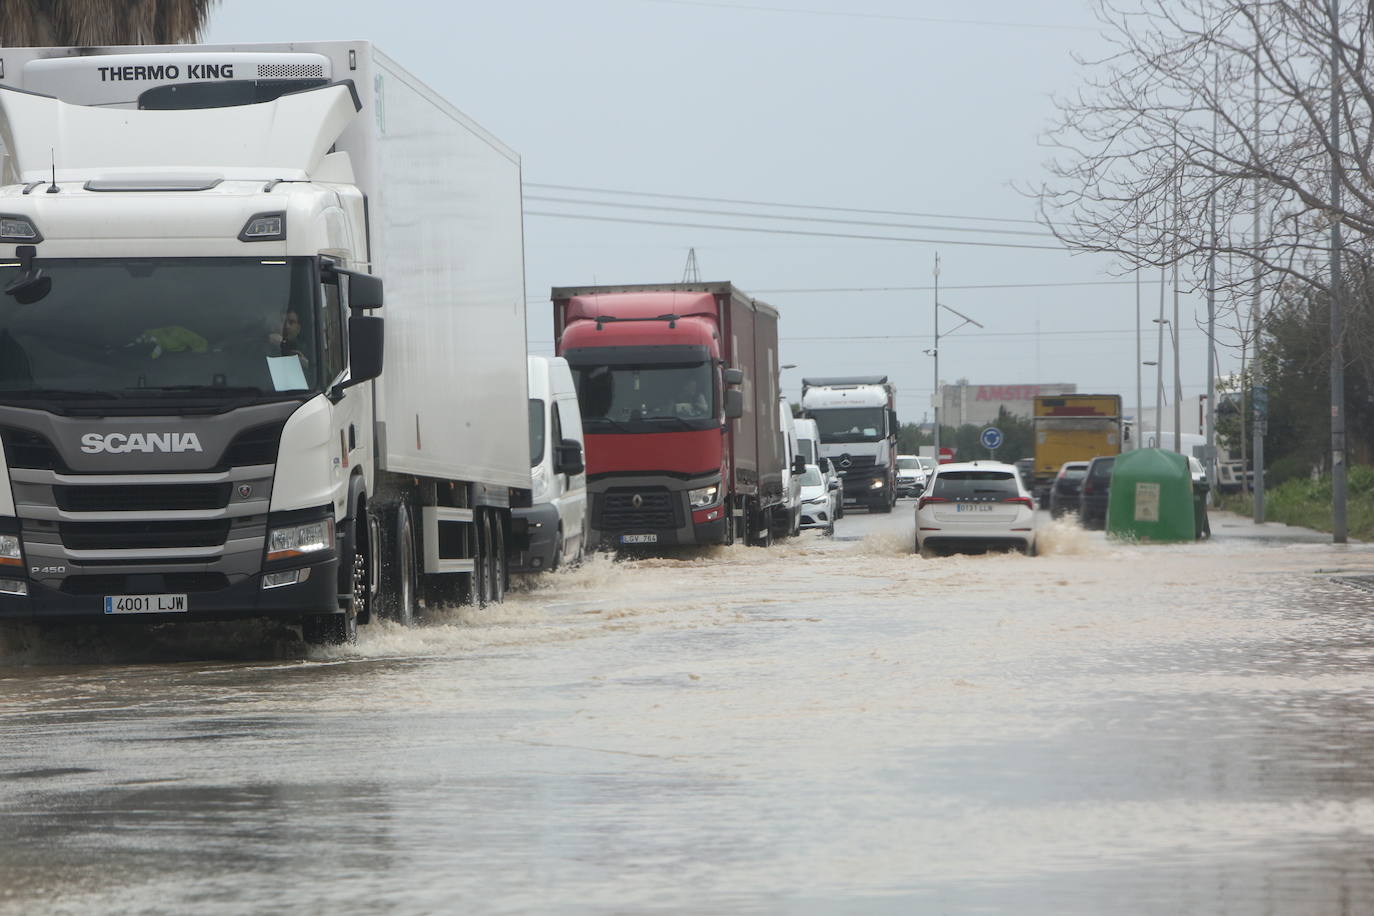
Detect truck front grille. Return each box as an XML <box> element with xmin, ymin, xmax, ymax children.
<box><xmin>598</xmin><ymin>488</ymin><xmax>679</xmax><ymax>530</ymax></box>
<box><xmin>54</xmin><ymin>483</ymin><xmax>231</xmax><ymax>512</ymax></box>
<box><xmin>58</xmin><ymin>520</ymin><xmax>231</xmax><ymax>550</ymax></box>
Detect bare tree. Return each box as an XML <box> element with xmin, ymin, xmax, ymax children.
<box><xmin>1036</xmin><ymin>0</ymin><xmax>1373</xmax><ymax>303</ymax></box>
<box><xmin>0</xmin><ymin>0</ymin><xmax>219</xmax><ymax>47</ymax></box>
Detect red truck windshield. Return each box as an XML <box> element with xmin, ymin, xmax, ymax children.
<box><xmin>571</xmin><ymin>362</ymin><xmax>717</xmax><ymax>433</ymax></box>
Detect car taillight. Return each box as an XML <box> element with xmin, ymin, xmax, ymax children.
<box><xmin>917</xmin><ymin>496</ymin><xmax>948</xmax><ymax>510</ymax></box>
<box><xmin>1003</xmin><ymin>496</ymin><xmax>1034</xmax><ymax>508</ymax></box>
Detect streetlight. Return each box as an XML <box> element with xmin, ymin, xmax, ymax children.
<box><xmin>930</xmin><ymin>254</ymin><xmax>983</xmax><ymax>462</ymax></box>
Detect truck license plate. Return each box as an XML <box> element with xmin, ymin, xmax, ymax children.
<box><xmin>104</xmin><ymin>593</ymin><xmax>188</xmax><ymax>614</ymax></box>
<box><xmin>620</xmin><ymin>534</ymin><xmax>658</xmax><ymax>544</ymax></box>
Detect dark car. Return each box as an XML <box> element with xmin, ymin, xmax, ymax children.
<box><xmin>1048</xmin><ymin>461</ymin><xmax>1090</xmax><ymax>519</ymax></box>
<box><xmin>1077</xmin><ymin>455</ymin><xmax>1116</xmax><ymax>530</ymax></box>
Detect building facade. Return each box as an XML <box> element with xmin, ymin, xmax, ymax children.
<box><xmin>935</xmin><ymin>382</ymin><xmax>1077</xmax><ymax>428</ymax></box>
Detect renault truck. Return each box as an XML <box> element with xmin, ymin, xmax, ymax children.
<box><xmin>0</xmin><ymin>42</ymin><xmax>530</xmax><ymax>643</ymax></box>
<box><xmin>800</xmin><ymin>376</ymin><xmax>898</xmax><ymax>512</ymax></box>
<box><xmin>552</xmin><ymin>282</ymin><xmax>789</xmax><ymax>548</ymax></box>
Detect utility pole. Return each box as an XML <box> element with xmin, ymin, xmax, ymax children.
<box><xmin>1252</xmin><ymin>4</ymin><xmax>1266</xmax><ymax>523</ymax></box>
<box><xmin>1207</xmin><ymin>58</ymin><xmax>1219</xmax><ymax>501</ymax></box>
<box><xmin>932</xmin><ymin>254</ymin><xmax>941</xmax><ymax>461</ymax></box>
<box><xmin>1156</xmin><ymin>266</ymin><xmax>1165</xmax><ymax>447</ymax></box>
<box><xmin>1172</xmin><ymin>261</ymin><xmax>1182</xmax><ymax>453</ymax></box>
<box><xmin>1329</xmin><ymin>0</ymin><xmax>1347</xmax><ymax>542</ymax></box>
<box><xmin>1136</xmin><ymin>270</ymin><xmax>1143</xmax><ymax>451</ymax></box>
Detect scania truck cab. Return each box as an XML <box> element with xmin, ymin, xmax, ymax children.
<box><xmin>0</xmin><ymin>43</ymin><xmax>531</xmax><ymax>642</ymax></box>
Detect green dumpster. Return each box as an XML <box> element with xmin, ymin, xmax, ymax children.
<box><xmin>1106</xmin><ymin>448</ymin><xmax>1195</xmax><ymax>542</ymax></box>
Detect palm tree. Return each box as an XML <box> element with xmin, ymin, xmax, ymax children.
<box><xmin>1</xmin><ymin>0</ymin><xmax>220</xmax><ymax>47</ymax></box>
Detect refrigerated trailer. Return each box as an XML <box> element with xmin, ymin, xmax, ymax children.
<box><xmin>0</xmin><ymin>42</ymin><xmax>530</xmax><ymax>642</ymax></box>
<box><xmin>552</xmin><ymin>282</ymin><xmax>787</xmax><ymax>548</ymax></box>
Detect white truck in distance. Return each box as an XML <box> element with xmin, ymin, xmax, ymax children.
<box><xmin>800</xmin><ymin>376</ymin><xmax>898</xmax><ymax>513</ymax></box>
<box><xmin>0</xmin><ymin>42</ymin><xmax>530</xmax><ymax>643</ymax></box>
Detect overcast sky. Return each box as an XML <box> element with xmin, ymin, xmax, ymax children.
<box><xmin>206</xmin><ymin>0</ymin><xmax>1226</xmax><ymax>425</ymax></box>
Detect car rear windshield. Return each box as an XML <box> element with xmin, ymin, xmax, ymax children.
<box><xmin>931</xmin><ymin>471</ymin><xmax>1019</xmax><ymax>499</ymax></box>
<box><xmin>1088</xmin><ymin>458</ymin><xmax>1116</xmax><ymax>479</ymax></box>
<box><xmin>1060</xmin><ymin>467</ymin><xmax>1087</xmax><ymax>479</ymax></box>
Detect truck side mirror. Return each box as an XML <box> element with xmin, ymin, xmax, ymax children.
<box><xmin>888</xmin><ymin>409</ymin><xmax>899</xmax><ymax>433</ymax></box>
<box><xmin>554</xmin><ymin>438</ymin><xmax>584</xmax><ymax>476</ymax></box>
<box><xmin>724</xmin><ymin>389</ymin><xmax>744</xmax><ymax>419</ymax></box>
<box><xmin>346</xmin><ymin>272</ymin><xmax>384</xmax><ymax>310</ymax></box>
<box><xmin>724</xmin><ymin>368</ymin><xmax>743</xmax><ymax>386</ymax></box>
<box><xmin>338</xmin><ymin>316</ymin><xmax>384</xmax><ymax>393</ymax></box>
<box><xmin>792</xmin><ymin>455</ymin><xmax>807</xmax><ymax>475</ymax></box>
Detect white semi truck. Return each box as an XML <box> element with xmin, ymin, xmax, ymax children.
<box><xmin>800</xmin><ymin>376</ymin><xmax>898</xmax><ymax>513</ymax></box>
<box><xmin>0</xmin><ymin>42</ymin><xmax>530</xmax><ymax>643</ymax></box>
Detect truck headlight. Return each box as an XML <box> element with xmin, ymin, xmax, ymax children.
<box><xmin>267</xmin><ymin>517</ymin><xmax>334</xmax><ymax>562</ymax></box>
<box><xmin>870</xmin><ymin>478</ymin><xmax>885</xmax><ymax>489</ymax></box>
<box><xmin>0</xmin><ymin>533</ymin><xmax>21</xmax><ymax>568</ymax></box>
<box><xmin>688</xmin><ymin>484</ymin><xmax>719</xmax><ymax>508</ymax></box>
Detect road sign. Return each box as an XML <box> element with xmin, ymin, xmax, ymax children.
<box><xmin>938</xmin><ymin>447</ymin><xmax>956</xmax><ymax>464</ymax></box>
<box><xmin>980</xmin><ymin>426</ymin><xmax>1004</xmax><ymax>451</ymax></box>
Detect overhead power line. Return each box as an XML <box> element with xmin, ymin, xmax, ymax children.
<box><xmin>524</xmin><ymin>182</ymin><xmax>1039</xmax><ymax>226</ymax></box>
<box><xmin>640</xmin><ymin>0</ymin><xmax>1100</xmax><ymax>32</ymax></box>
<box><xmin>751</xmin><ymin>279</ymin><xmax>1162</xmax><ymax>294</ymax></box>
<box><xmin>524</xmin><ymin>210</ymin><xmax>1066</xmax><ymax>251</ymax></box>
<box><xmin>525</xmin><ymin>195</ymin><xmax>1054</xmax><ymax>238</ymax></box>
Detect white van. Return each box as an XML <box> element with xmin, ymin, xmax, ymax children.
<box><xmin>512</xmin><ymin>357</ymin><xmax>588</xmax><ymax>571</ymax></box>
<box><xmin>772</xmin><ymin>395</ymin><xmax>804</xmax><ymax>538</ymax></box>
<box><xmin>796</xmin><ymin>417</ymin><xmax>843</xmax><ymax>519</ymax></box>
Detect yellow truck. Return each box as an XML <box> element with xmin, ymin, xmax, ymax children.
<box><xmin>1031</xmin><ymin>395</ymin><xmax>1123</xmax><ymax>506</ymax></box>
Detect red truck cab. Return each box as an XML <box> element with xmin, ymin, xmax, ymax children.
<box><xmin>552</xmin><ymin>283</ymin><xmax>783</xmax><ymax>549</ymax></box>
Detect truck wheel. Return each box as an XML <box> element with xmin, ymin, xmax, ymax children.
<box><xmin>752</xmin><ymin>507</ymin><xmax>773</xmax><ymax>547</ymax></box>
<box><xmin>304</xmin><ymin>515</ymin><xmax>366</xmax><ymax>644</ymax></box>
<box><xmin>722</xmin><ymin>499</ymin><xmax>736</xmax><ymax>546</ymax></box>
<box><xmin>473</xmin><ymin>509</ymin><xmax>491</xmax><ymax>606</ymax></box>
<box><xmin>489</xmin><ymin>511</ymin><xmax>506</xmax><ymax>603</ymax></box>
<box><xmin>384</xmin><ymin>502</ymin><xmax>419</xmax><ymax>625</ymax></box>
<box><xmin>874</xmin><ymin>495</ymin><xmax>893</xmax><ymax>514</ymax></box>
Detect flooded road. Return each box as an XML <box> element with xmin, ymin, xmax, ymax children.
<box><xmin>4</xmin><ymin>508</ymin><xmax>1374</xmax><ymax>914</ymax></box>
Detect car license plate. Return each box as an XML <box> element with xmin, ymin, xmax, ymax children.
<box><xmin>620</xmin><ymin>534</ymin><xmax>658</xmax><ymax>544</ymax></box>
<box><xmin>104</xmin><ymin>593</ymin><xmax>188</xmax><ymax>615</ymax></box>
<box><xmin>955</xmin><ymin>504</ymin><xmax>995</xmax><ymax>512</ymax></box>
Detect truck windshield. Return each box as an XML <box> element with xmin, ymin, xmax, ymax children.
<box><xmin>0</xmin><ymin>257</ymin><xmax>321</xmax><ymax>401</ymax></box>
<box><xmin>807</xmin><ymin>408</ymin><xmax>886</xmax><ymax>442</ymax></box>
<box><xmin>571</xmin><ymin>362</ymin><xmax>716</xmax><ymax>433</ymax></box>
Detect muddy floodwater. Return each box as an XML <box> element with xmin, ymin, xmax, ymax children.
<box><xmin>4</xmin><ymin>510</ymin><xmax>1374</xmax><ymax>914</ymax></box>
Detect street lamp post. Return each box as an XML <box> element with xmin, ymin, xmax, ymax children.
<box><xmin>926</xmin><ymin>255</ymin><xmax>983</xmax><ymax>465</ymax></box>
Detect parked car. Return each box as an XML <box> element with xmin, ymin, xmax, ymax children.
<box><xmin>895</xmin><ymin>454</ymin><xmax>926</xmax><ymax>498</ymax></box>
<box><xmin>1048</xmin><ymin>461</ymin><xmax>1091</xmax><ymax>518</ymax></box>
<box><xmin>512</xmin><ymin>356</ymin><xmax>588</xmax><ymax>572</ymax></box>
<box><xmin>914</xmin><ymin>461</ymin><xmax>1038</xmax><ymax>556</ymax></box>
<box><xmin>1216</xmin><ymin>461</ymin><xmax>1253</xmax><ymax>494</ymax></box>
<box><xmin>1077</xmin><ymin>455</ymin><xmax>1117</xmax><ymax>530</ymax></box>
<box><xmin>798</xmin><ymin>463</ymin><xmax>840</xmax><ymax>536</ymax></box>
